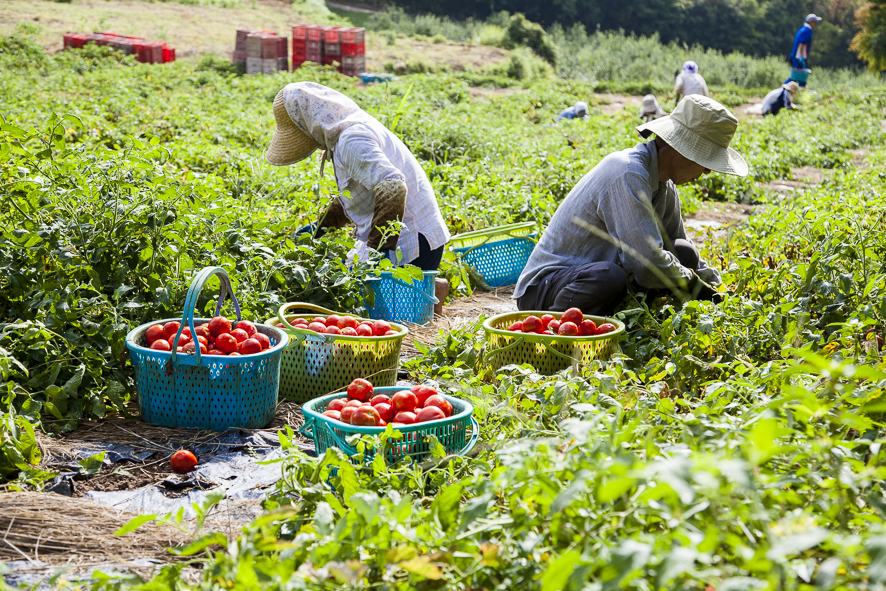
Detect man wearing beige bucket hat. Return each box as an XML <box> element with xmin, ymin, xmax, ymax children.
<box><xmin>265</xmin><ymin>82</ymin><xmax>450</xmax><ymax>270</ymax></box>
<box><xmin>514</xmin><ymin>95</ymin><xmax>748</xmax><ymax>315</ymax></box>
<box><xmin>761</xmin><ymin>81</ymin><xmax>799</xmax><ymax>116</ymax></box>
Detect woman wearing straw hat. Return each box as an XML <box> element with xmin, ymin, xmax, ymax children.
<box><xmin>265</xmin><ymin>82</ymin><xmax>450</xmax><ymax>271</ymax></box>
<box><xmin>760</xmin><ymin>81</ymin><xmax>800</xmax><ymax>116</ymax></box>
<box><xmin>514</xmin><ymin>95</ymin><xmax>748</xmax><ymax>315</ymax></box>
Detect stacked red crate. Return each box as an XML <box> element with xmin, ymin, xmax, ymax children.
<box><xmin>67</xmin><ymin>31</ymin><xmax>174</xmax><ymax>63</ymax></box>
<box><xmin>340</xmin><ymin>28</ymin><xmax>366</xmax><ymax>77</ymax></box>
<box><xmin>322</xmin><ymin>27</ymin><xmax>342</xmax><ymax>70</ymax></box>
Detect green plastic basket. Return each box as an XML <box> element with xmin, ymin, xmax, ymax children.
<box><xmin>483</xmin><ymin>311</ymin><xmax>625</xmax><ymax>375</ymax></box>
<box><xmin>265</xmin><ymin>302</ymin><xmax>407</xmax><ymax>404</ymax></box>
<box><xmin>300</xmin><ymin>386</ymin><xmax>479</xmax><ymax>464</ymax></box>
<box><xmin>449</xmin><ymin>221</ymin><xmax>535</xmax><ymax>250</ymax></box>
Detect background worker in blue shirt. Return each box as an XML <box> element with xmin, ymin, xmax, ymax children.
<box><xmin>556</xmin><ymin>101</ymin><xmax>589</xmax><ymax>122</ymax></box>
<box><xmin>785</xmin><ymin>14</ymin><xmax>822</xmax><ymax>87</ymax></box>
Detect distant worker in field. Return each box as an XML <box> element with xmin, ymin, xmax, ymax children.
<box><xmin>556</xmin><ymin>101</ymin><xmax>589</xmax><ymax>122</ymax></box>
<box><xmin>639</xmin><ymin>94</ymin><xmax>668</xmax><ymax>122</ymax></box>
<box><xmin>265</xmin><ymin>81</ymin><xmax>450</xmax><ymax>271</ymax></box>
<box><xmin>514</xmin><ymin>95</ymin><xmax>748</xmax><ymax>315</ymax></box>
<box><xmin>673</xmin><ymin>61</ymin><xmax>709</xmax><ymax>106</ymax></box>
<box><xmin>785</xmin><ymin>13</ymin><xmax>822</xmax><ymax>87</ymax></box>
<box><xmin>761</xmin><ymin>81</ymin><xmax>800</xmax><ymax>116</ymax></box>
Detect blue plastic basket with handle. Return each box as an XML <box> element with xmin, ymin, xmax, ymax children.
<box><xmin>364</xmin><ymin>270</ymin><xmax>438</xmax><ymax>325</ymax></box>
<box><xmin>300</xmin><ymin>386</ymin><xmax>479</xmax><ymax>464</ymax></box>
<box><xmin>790</xmin><ymin>68</ymin><xmax>811</xmax><ymax>83</ymax></box>
<box><xmin>450</xmin><ymin>222</ymin><xmax>538</xmax><ymax>287</ymax></box>
<box><xmin>125</xmin><ymin>266</ymin><xmax>287</xmax><ymax>431</ymax></box>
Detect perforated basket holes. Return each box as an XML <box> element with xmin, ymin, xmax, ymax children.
<box><xmin>458</xmin><ymin>237</ymin><xmax>536</xmax><ymax>288</ymax></box>
<box><xmin>485</xmin><ymin>316</ymin><xmax>618</xmax><ymax>376</ymax></box>
<box><xmin>366</xmin><ymin>273</ymin><xmax>436</xmax><ymax>325</ymax></box>
<box><xmin>129</xmin><ymin>322</ymin><xmax>282</xmax><ymax>430</ymax></box>
<box><xmin>278</xmin><ymin>329</ymin><xmax>403</xmax><ymax>404</ymax></box>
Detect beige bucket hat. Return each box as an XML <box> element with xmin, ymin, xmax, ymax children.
<box><xmin>636</xmin><ymin>95</ymin><xmax>748</xmax><ymax>177</ymax></box>
<box><xmin>266</xmin><ymin>89</ymin><xmax>320</xmax><ymax>166</ymax></box>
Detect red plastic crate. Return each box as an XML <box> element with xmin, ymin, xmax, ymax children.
<box><xmin>341</xmin><ymin>42</ymin><xmax>365</xmax><ymax>56</ymax></box>
<box><xmin>323</xmin><ymin>27</ymin><xmax>341</xmax><ymax>43</ymax></box>
<box><xmin>162</xmin><ymin>46</ymin><xmax>175</xmax><ymax>63</ymax></box>
<box><xmin>292</xmin><ymin>25</ymin><xmax>307</xmax><ymax>40</ymax></box>
<box><xmin>261</xmin><ymin>35</ymin><xmax>278</xmax><ymax>59</ymax></box>
<box><xmin>307</xmin><ymin>25</ymin><xmax>322</xmax><ymax>41</ymax></box>
<box><xmin>276</xmin><ymin>36</ymin><xmax>287</xmax><ymax>58</ymax></box>
<box><xmin>340</xmin><ymin>28</ymin><xmax>365</xmax><ymax>44</ymax></box>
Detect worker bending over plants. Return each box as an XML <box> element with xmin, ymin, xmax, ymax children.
<box><xmin>514</xmin><ymin>96</ymin><xmax>748</xmax><ymax>315</ymax></box>
<box><xmin>265</xmin><ymin>81</ymin><xmax>450</xmax><ymax>271</ymax></box>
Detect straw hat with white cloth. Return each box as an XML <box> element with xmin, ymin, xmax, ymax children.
<box><xmin>636</xmin><ymin>95</ymin><xmax>748</xmax><ymax>177</ymax></box>
<box><xmin>639</xmin><ymin>94</ymin><xmax>668</xmax><ymax>122</ymax></box>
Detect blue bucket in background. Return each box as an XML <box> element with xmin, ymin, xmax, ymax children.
<box><xmin>364</xmin><ymin>270</ymin><xmax>438</xmax><ymax>325</ymax></box>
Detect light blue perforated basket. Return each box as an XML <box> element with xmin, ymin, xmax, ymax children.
<box><xmin>364</xmin><ymin>270</ymin><xmax>438</xmax><ymax>325</ymax></box>
<box><xmin>125</xmin><ymin>267</ymin><xmax>286</xmax><ymax>431</ymax></box>
<box><xmin>450</xmin><ymin>222</ymin><xmax>537</xmax><ymax>288</ymax></box>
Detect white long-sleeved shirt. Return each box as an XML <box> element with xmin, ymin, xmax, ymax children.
<box><xmin>674</xmin><ymin>72</ymin><xmax>710</xmax><ymax>99</ymax></box>
<box><xmin>332</xmin><ymin>121</ymin><xmax>450</xmax><ymax>264</ymax></box>
<box><xmin>514</xmin><ymin>141</ymin><xmax>720</xmax><ymax>298</ymax></box>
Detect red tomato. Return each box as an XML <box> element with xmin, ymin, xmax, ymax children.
<box><xmin>424</xmin><ymin>395</ymin><xmax>453</xmax><ymax>417</ymax></box>
<box><xmin>394</xmin><ymin>411</ymin><xmax>417</xmax><ymax>424</ymax></box>
<box><xmin>231</xmin><ymin>328</ymin><xmax>249</xmax><ymax>343</ymax></box>
<box><xmin>548</xmin><ymin>320</ymin><xmax>561</xmax><ymax>334</ymax></box>
<box><xmin>237</xmin><ymin>320</ymin><xmax>257</xmax><ymax>337</ymax></box>
<box><xmin>322</xmin><ymin>410</ymin><xmax>342</xmax><ymax>421</ymax></box>
<box><xmin>580</xmin><ymin>319</ymin><xmax>597</xmax><ymax>336</ymax></box>
<box><xmin>595</xmin><ymin>323</ymin><xmax>616</xmax><ymax>335</ymax></box>
<box><xmin>541</xmin><ymin>314</ymin><xmax>555</xmax><ymax>329</ymax></box>
<box><xmin>145</xmin><ymin>324</ymin><xmax>165</xmax><ymax>345</ymax></box>
<box><xmin>195</xmin><ymin>325</ymin><xmax>212</xmax><ymax>340</ymax></box>
<box><xmin>345</xmin><ymin>399</ymin><xmax>363</xmax><ymax>408</ymax></box>
<box><xmin>307</xmin><ymin>322</ymin><xmax>327</xmax><ymax>333</ymax></box>
<box><xmin>196</xmin><ymin>335</ymin><xmax>209</xmax><ymax>347</ymax></box>
<box><xmin>522</xmin><ymin>315</ymin><xmax>542</xmax><ymax>332</ymax></box>
<box><xmin>170</xmin><ymin>449</ymin><xmax>198</xmax><ymax>474</ymax></box>
<box><xmin>328</xmin><ymin>398</ymin><xmax>348</xmax><ymax>412</ymax></box>
<box><xmin>340</xmin><ymin>405</ymin><xmax>357</xmax><ymax>424</ymax></box>
<box><xmin>416</xmin><ymin>406</ymin><xmax>446</xmax><ymax>423</ymax></box>
<box><xmin>183</xmin><ymin>341</ymin><xmax>207</xmax><ymax>354</ymax></box>
<box><xmin>292</xmin><ymin>317</ymin><xmax>309</xmax><ymax>326</ymax></box>
<box><xmin>208</xmin><ymin>316</ymin><xmax>232</xmax><ymax>336</ymax></box>
<box><xmin>325</xmin><ymin>315</ymin><xmax>341</xmax><ymax>328</ymax></box>
<box><xmin>337</xmin><ymin>316</ymin><xmax>359</xmax><ymax>330</ymax></box>
<box><xmin>351</xmin><ymin>405</ymin><xmax>381</xmax><ymax>426</ymax></box>
<box><xmin>373</xmin><ymin>320</ymin><xmax>392</xmax><ymax>336</ymax></box>
<box><xmin>392</xmin><ymin>390</ymin><xmax>418</xmax><ymax>413</ymax></box>
<box><xmin>370</xmin><ymin>394</ymin><xmax>392</xmax><ymax>406</ymax></box>
<box><xmin>561</xmin><ymin>307</ymin><xmax>583</xmax><ymax>325</ymax></box>
<box><xmin>227</xmin><ymin>352</ymin><xmax>241</xmax><ymax>356</ymax></box>
<box><xmin>340</xmin><ymin>327</ymin><xmax>358</xmax><ymax>336</ymax></box>
<box><xmin>507</xmin><ymin>321</ymin><xmax>524</xmax><ymax>332</ymax></box>
<box><xmin>150</xmin><ymin>339</ymin><xmax>171</xmax><ymax>351</ymax></box>
<box><xmin>206</xmin><ymin>349</ymin><xmax>224</xmax><ymax>356</ymax></box>
<box><xmin>181</xmin><ymin>327</ymin><xmax>193</xmax><ymax>339</ymax></box>
<box><xmin>253</xmin><ymin>332</ymin><xmax>271</xmax><ymax>350</ymax></box>
<box><xmin>558</xmin><ymin>321</ymin><xmax>580</xmax><ymax>336</ymax></box>
<box><xmin>215</xmin><ymin>333</ymin><xmax>238</xmax><ymax>354</ymax></box>
<box><xmin>410</xmin><ymin>385</ymin><xmax>437</xmax><ymax>407</ymax></box>
<box><xmin>377</xmin><ymin>418</ymin><xmax>387</xmax><ymax>427</ymax></box>
<box><xmin>325</xmin><ymin>326</ymin><xmax>341</xmax><ymax>335</ymax></box>
<box><xmin>384</xmin><ymin>330</ymin><xmax>397</xmax><ymax>336</ymax></box>
<box><xmin>162</xmin><ymin>322</ymin><xmax>181</xmax><ymax>340</ymax></box>
<box><xmin>238</xmin><ymin>338</ymin><xmax>262</xmax><ymax>355</ymax></box>
<box><xmin>347</xmin><ymin>378</ymin><xmax>374</xmax><ymax>402</ymax></box>
<box><xmin>374</xmin><ymin>402</ymin><xmax>395</xmax><ymax>423</ymax></box>
<box><xmin>356</xmin><ymin>324</ymin><xmax>373</xmax><ymax>337</ymax></box>
<box><xmin>311</xmin><ymin>317</ymin><xmax>327</xmax><ymax>325</ymax></box>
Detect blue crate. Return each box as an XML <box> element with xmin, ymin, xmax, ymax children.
<box><xmin>364</xmin><ymin>270</ymin><xmax>438</xmax><ymax>325</ymax></box>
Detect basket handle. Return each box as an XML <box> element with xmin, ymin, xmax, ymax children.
<box><xmin>313</xmin><ymin>418</ymin><xmax>359</xmax><ymax>455</ymax></box>
<box><xmin>367</xmin><ymin>274</ymin><xmax>439</xmax><ymax>304</ymax></box>
<box><xmin>541</xmin><ymin>339</ymin><xmax>577</xmax><ymax>363</ymax></box>
<box><xmin>168</xmin><ymin>266</ymin><xmax>242</xmax><ymax>368</ymax></box>
<box><xmin>460</xmin><ymin>417</ymin><xmax>480</xmax><ymax>456</ymax></box>
<box><xmin>298</xmin><ymin>417</ymin><xmax>315</xmax><ymax>439</ymax></box>
<box><xmin>484</xmin><ymin>334</ymin><xmax>524</xmax><ymax>361</ymax></box>
<box><xmin>460</xmin><ymin>235</ymin><xmax>536</xmax><ymax>257</ymax></box>
<box><xmin>276</xmin><ymin>302</ymin><xmax>339</xmax><ymax>343</ymax></box>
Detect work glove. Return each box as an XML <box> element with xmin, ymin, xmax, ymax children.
<box><xmin>317</xmin><ymin>198</ymin><xmax>350</xmax><ymax>232</ymax></box>
<box><xmin>295</xmin><ymin>222</ymin><xmax>318</xmax><ymax>236</ymax></box>
<box><xmin>687</xmin><ymin>274</ymin><xmax>724</xmax><ymax>304</ymax></box>
<box><xmin>367</xmin><ymin>179</ymin><xmax>407</xmax><ymax>252</ymax></box>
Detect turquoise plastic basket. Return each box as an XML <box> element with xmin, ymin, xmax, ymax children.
<box><xmin>300</xmin><ymin>386</ymin><xmax>479</xmax><ymax>464</ymax></box>
<box><xmin>451</xmin><ymin>223</ymin><xmax>537</xmax><ymax>288</ymax></box>
<box><xmin>125</xmin><ymin>267</ymin><xmax>287</xmax><ymax>431</ymax></box>
<box><xmin>790</xmin><ymin>68</ymin><xmax>811</xmax><ymax>83</ymax></box>
<box><xmin>364</xmin><ymin>271</ymin><xmax>438</xmax><ymax>325</ymax></box>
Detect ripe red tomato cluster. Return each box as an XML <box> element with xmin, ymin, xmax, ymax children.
<box><xmin>170</xmin><ymin>449</ymin><xmax>198</xmax><ymax>474</ymax></box>
<box><xmin>275</xmin><ymin>315</ymin><xmax>398</xmax><ymax>337</ymax></box>
<box><xmin>321</xmin><ymin>378</ymin><xmax>454</xmax><ymax>427</ymax></box>
<box><xmin>144</xmin><ymin>316</ymin><xmax>272</xmax><ymax>356</ymax></box>
<box><xmin>506</xmin><ymin>308</ymin><xmax>617</xmax><ymax>337</ymax></box>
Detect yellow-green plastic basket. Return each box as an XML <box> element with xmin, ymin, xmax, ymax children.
<box><xmin>483</xmin><ymin>311</ymin><xmax>624</xmax><ymax>375</ymax></box>
<box><xmin>265</xmin><ymin>302</ymin><xmax>408</xmax><ymax>404</ymax></box>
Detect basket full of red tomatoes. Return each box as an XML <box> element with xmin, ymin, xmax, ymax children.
<box><xmin>482</xmin><ymin>307</ymin><xmax>624</xmax><ymax>375</ymax></box>
<box><xmin>301</xmin><ymin>379</ymin><xmax>478</xmax><ymax>464</ymax></box>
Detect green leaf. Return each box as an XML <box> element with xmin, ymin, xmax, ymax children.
<box><xmin>115</xmin><ymin>514</ymin><xmax>156</xmax><ymax>536</ymax></box>
<box><xmin>78</xmin><ymin>451</ymin><xmax>106</xmax><ymax>475</ymax></box>
<box><xmin>400</xmin><ymin>555</ymin><xmax>442</xmax><ymax>580</ymax></box>
<box><xmin>541</xmin><ymin>548</ymin><xmax>581</xmax><ymax>591</ymax></box>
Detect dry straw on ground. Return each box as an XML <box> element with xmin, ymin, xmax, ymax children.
<box><xmin>0</xmin><ymin>492</ymin><xmax>190</xmax><ymax>575</ymax></box>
